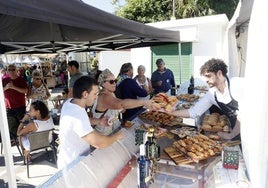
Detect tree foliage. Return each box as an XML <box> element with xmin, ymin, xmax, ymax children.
<box><xmin>113</xmin><ymin>0</ymin><xmax>239</xmax><ymax>23</ymax></box>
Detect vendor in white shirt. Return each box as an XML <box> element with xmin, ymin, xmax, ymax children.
<box><xmin>171</xmin><ymin>58</ymin><xmax>240</xmax><ymax>140</ymax></box>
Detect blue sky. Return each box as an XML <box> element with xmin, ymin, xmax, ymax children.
<box><xmin>83</xmin><ymin>0</ymin><xmax>125</xmax><ymax>13</ymax></box>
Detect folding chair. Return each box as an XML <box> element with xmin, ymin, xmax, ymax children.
<box><xmin>25</xmin><ymin>129</ymin><xmax>57</xmax><ymax>178</ymax></box>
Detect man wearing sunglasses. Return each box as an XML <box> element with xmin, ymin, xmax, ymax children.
<box><xmin>2</xmin><ymin>64</ymin><xmax>28</xmax><ymax>137</ymax></box>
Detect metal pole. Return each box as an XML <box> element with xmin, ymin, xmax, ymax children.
<box><xmin>171</xmin><ymin>0</ymin><xmax>176</xmax><ymax>20</ymax></box>
<box><xmin>178</xmin><ymin>43</ymin><xmax>182</xmax><ymax>84</ymax></box>
<box><xmin>0</xmin><ymin>80</ymin><xmax>17</xmax><ymax>188</ymax></box>
<box><xmin>86</xmin><ymin>52</ymin><xmax>89</xmax><ymax>74</ymax></box>
<box><xmin>173</xmin><ymin>0</ymin><xmax>175</xmax><ymax>18</ymax></box>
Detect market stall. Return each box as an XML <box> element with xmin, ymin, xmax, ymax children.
<box><xmin>40</xmin><ymin>113</ymin><xmax>248</xmax><ymax>187</ymax></box>
<box><xmin>41</xmin><ymin>82</ymin><xmax>249</xmax><ymax>187</ymax></box>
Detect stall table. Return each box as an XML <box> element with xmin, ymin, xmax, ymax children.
<box><xmin>40</xmin><ymin>115</ymin><xmax>249</xmax><ymax>188</ymax></box>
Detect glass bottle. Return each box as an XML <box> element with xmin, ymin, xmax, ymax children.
<box><xmin>145</xmin><ymin>127</ymin><xmax>160</xmax><ymax>161</ymax></box>
<box><xmin>137</xmin><ymin>144</ymin><xmax>151</xmax><ymax>188</ymax></box>
<box><xmin>188</xmin><ymin>75</ymin><xmax>195</xmax><ymax>94</ymax></box>
<box><xmin>190</xmin><ymin>75</ymin><xmax>194</xmax><ymax>85</ymax></box>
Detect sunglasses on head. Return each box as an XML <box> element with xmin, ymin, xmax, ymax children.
<box><xmin>105</xmin><ymin>79</ymin><xmax>117</xmax><ymax>84</ymax></box>
<box><xmin>8</xmin><ymin>68</ymin><xmax>16</xmax><ymax>72</ymax></box>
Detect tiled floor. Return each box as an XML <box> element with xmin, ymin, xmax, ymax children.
<box><xmin>0</xmin><ymin>145</ymin><xmax>58</xmax><ymax>187</ymax></box>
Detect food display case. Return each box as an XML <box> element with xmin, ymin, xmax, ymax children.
<box><xmin>41</xmin><ymin>113</ymin><xmax>249</xmax><ymax>188</ymax></box>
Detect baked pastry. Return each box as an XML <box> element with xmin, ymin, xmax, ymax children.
<box><xmin>208</xmin><ymin>134</ymin><xmax>221</xmax><ymax>141</ymax></box>
<box><xmin>202</xmin><ymin>124</ymin><xmax>212</xmax><ymax>130</ymax></box>
<box><xmin>213</xmin><ymin>125</ymin><xmax>223</xmax><ymax>131</ymax></box>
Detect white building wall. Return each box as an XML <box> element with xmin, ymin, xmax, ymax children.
<box><xmin>147</xmin><ymin>14</ymin><xmax>229</xmax><ymax>79</ymax></box>
<box><xmin>192</xmin><ymin>22</ymin><xmax>227</xmax><ymax>78</ymax></box>
<box><xmin>131</xmin><ymin>47</ymin><xmax>152</xmax><ymax>78</ymax></box>
<box><xmin>98</xmin><ymin>50</ymin><xmax>131</xmax><ymax>77</ymax></box>
<box><xmin>92</xmin><ymin>15</ymin><xmax>229</xmax><ymax>80</ymax></box>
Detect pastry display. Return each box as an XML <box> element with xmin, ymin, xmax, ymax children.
<box><xmin>176</xmin><ymin>102</ymin><xmax>195</xmax><ymax>110</ymax></box>
<box><xmin>164</xmin><ymin>147</ymin><xmax>194</xmax><ymax>165</ymax></box>
<box><xmin>172</xmin><ymin>134</ymin><xmax>223</xmax><ymax>162</ymax></box>
<box><xmin>136</xmin><ymin>124</ymin><xmax>173</xmax><ymax>139</ymax></box>
<box><xmin>170</xmin><ymin>126</ymin><xmax>198</xmax><ymax>139</ymax></box>
<box><xmin>139</xmin><ymin>111</ymin><xmax>182</xmax><ymax>126</ymax></box>
<box><xmin>201</xmin><ymin>113</ymin><xmax>230</xmax><ymax>132</ymax></box>
<box><xmin>208</xmin><ymin>134</ymin><xmax>221</xmax><ymax>141</ymax></box>
<box><xmin>151</xmin><ymin>93</ymin><xmax>179</xmax><ymax>112</ymax></box>
<box><xmin>177</xmin><ymin>94</ymin><xmax>199</xmax><ymax>102</ymax></box>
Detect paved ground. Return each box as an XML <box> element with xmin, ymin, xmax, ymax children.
<box><xmin>0</xmin><ymin>86</ymin><xmax>64</xmax><ymax>188</ymax></box>
<box><xmin>0</xmin><ymin>147</ymin><xmax>58</xmax><ymax>187</ymax></box>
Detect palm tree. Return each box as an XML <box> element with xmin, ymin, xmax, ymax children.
<box><xmin>176</xmin><ymin>0</ymin><xmax>214</xmax><ymax>18</ymax></box>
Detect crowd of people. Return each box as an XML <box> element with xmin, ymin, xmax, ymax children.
<box><xmin>1</xmin><ymin>57</ymin><xmax>241</xmax><ymax>171</ymax></box>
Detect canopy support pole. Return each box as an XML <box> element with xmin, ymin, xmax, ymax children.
<box><xmin>178</xmin><ymin>42</ymin><xmax>182</xmax><ymax>84</ymax></box>
<box><xmin>0</xmin><ymin>80</ymin><xmax>17</xmax><ymax>188</ymax></box>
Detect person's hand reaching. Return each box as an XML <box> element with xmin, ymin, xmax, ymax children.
<box><xmin>143</xmin><ymin>100</ymin><xmax>158</xmax><ymax>111</ymax></box>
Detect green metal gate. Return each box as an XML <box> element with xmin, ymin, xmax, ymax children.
<box><xmin>151</xmin><ymin>43</ymin><xmax>192</xmax><ymax>85</ymax></box>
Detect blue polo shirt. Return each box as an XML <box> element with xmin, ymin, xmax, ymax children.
<box><xmin>117</xmin><ymin>78</ymin><xmax>147</xmax><ymax>121</ymax></box>
<box><xmin>151</xmin><ymin>68</ymin><xmax>175</xmax><ymax>94</ymax></box>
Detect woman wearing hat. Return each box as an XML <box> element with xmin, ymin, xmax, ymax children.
<box><xmin>27</xmin><ymin>70</ymin><xmax>51</xmax><ymax>106</ymax></box>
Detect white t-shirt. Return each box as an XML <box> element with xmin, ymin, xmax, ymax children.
<box><xmin>135</xmin><ymin>76</ymin><xmax>150</xmax><ymax>100</ymax></box>
<box><xmin>34</xmin><ymin>116</ymin><xmax>54</xmax><ymax>131</ymax></box>
<box><xmin>57</xmin><ymin>98</ymin><xmax>93</xmax><ymax>169</ymax></box>
<box><xmin>21</xmin><ymin>116</ymin><xmax>54</xmax><ymax>151</ymax></box>
<box><xmin>188</xmin><ymin>77</ymin><xmax>243</xmax><ymax>118</ymax></box>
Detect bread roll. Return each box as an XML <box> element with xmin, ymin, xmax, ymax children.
<box><xmin>187</xmin><ymin>152</ymin><xmax>199</xmax><ymax>160</ymax></box>
<box><xmin>202</xmin><ymin>124</ymin><xmax>212</xmax><ymax>130</ymax></box>
<box><xmin>208</xmin><ymin>134</ymin><xmax>221</xmax><ymax>141</ymax></box>
<box><xmin>213</xmin><ymin>125</ymin><xmax>223</xmax><ymax>131</ymax></box>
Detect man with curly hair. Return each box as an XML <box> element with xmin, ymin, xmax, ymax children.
<box><xmin>171</xmin><ymin>58</ymin><xmax>241</xmax><ymax>141</ymax></box>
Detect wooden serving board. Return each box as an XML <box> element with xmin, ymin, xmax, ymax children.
<box><xmin>164</xmin><ymin>147</ymin><xmax>194</xmax><ymax>165</ymax></box>
<box><xmin>167</xmin><ymin>118</ymin><xmax>185</xmax><ymax>126</ymax></box>
<box><xmin>164</xmin><ymin>147</ymin><xmax>220</xmax><ymax>170</ymax></box>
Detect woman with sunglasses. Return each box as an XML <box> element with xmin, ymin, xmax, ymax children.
<box><xmin>27</xmin><ymin>70</ymin><xmax>51</xmax><ymax>106</ymax></box>
<box><xmin>91</xmin><ymin>68</ymin><xmax>156</xmax><ymax>135</ymax></box>
<box><xmin>17</xmin><ymin>100</ymin><xmax>54</xmax><ymax>162</ymax></box>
